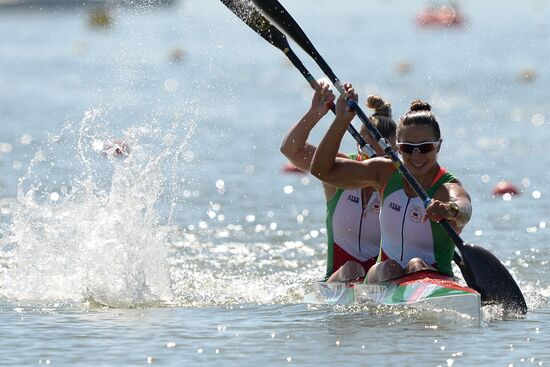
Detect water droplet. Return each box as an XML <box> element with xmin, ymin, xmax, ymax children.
<box><xmin>532</xmin><ymin>191</ymin><xmax>541</xmax><ymax>199</ymax></box>
<box><xmin>532</xmin><ymin>113</ymin><xmax>545</xmax><ymax>127</ymax></box>
<box><xmin>164</xmin><ymin>78</ymin><xmax>179</xmax><ymax>92</ymax></box>
<box><xmin>92</xmin><ymin>139</ymin><xmax>103</xmax><ymax>151</ymax></box>
<box><xmin>20</xmin><ymin>134</ymin><xmax>33</xmax><ymax>145</ymax></box>
<box><xmin>166</xmin><ymin>342</ymin><xmax>176</xmax><ymax>348</ymax></box>
<box><xmin>0</xmin><ymin>142</ymin><xmax>13</xmax><ymax>153</ymax></box>
<box><xmin>284</xmin><ymin>185</ymin><xmax>294</xmax><ymax>194</ymax></box>
<box><xmin>183</xmin><ymin>150</ymin><xmax>194</xmax><ymax>162</ymax></box>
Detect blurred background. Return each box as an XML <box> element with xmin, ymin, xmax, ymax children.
<box><xmin>1</xmin><ymin>1</ymin><xmax>549</xmax><ymax>365</ymax></box>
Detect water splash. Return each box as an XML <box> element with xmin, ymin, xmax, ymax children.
<box><xmin>0</xmin><ymin>106</ymin><xmax>198</xmax><ymax>307</ymax></box>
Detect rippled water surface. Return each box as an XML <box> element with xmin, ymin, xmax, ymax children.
<box><xmin>1</xmin><ymin>0</ymin><xmax>550</xmax><ymax>365</ymax></box>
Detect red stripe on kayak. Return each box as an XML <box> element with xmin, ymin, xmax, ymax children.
<box><xmin>392</xmin><ymin>270</ymin><xmax>478</xmax><ymax>294</ymax></box>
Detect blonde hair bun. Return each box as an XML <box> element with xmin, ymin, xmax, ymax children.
<box><xmin>367</xmin><ymin>95</ymin><xmax>392</xmax><ymax>118</ymax></box>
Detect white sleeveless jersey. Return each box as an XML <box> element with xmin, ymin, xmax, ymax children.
<box><xmin>329</xmin><ymin>188</ymin><xmax>381</xmax><ymax>261</ymax></box>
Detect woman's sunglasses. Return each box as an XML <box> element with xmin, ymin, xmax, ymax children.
<box><xmin>397</xmin><ymin>140</ymin><xmax>441</xmax><ymax>154</ymax></box>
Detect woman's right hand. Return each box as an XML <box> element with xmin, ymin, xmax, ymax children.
<box><xmin>310</xmin><ymin>80</ymin><xmax>335</xmax><ymax>117</ymax></box>
<box><xmin>335</xmin><ymin>83</ymin><xmax>357</xmax><ymax>124</ymax></box>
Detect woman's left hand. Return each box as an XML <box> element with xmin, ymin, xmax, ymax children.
<box><xmin>335</xmin><ymin>83</ymin><xmax>358</xmax><ymax>124</ymax></box>
<box><xmin>423</xmin><ymin>200</ymin><xmax>456</xmax><ymax>223</ymax></box>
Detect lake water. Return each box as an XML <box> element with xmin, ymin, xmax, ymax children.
<box><xmin>1</xmin><ymin>0</ymin><xmax>550</xmax><ymax>365</ymax></box>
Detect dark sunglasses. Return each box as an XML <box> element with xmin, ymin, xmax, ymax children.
<box><xmin>397</xmin><ymin>140</ymin><xmax>441</xmax><ymax>154</ymax></box>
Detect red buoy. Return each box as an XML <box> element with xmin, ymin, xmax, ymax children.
<box><xmin>492</xmin><ymin>181</ymin><xmax>520</xmax><ymax>196</ymax></box>
<box><xmin>282</xmin><ymin>162</ymin><xmax>305</xmax><ymax>174</ymax></box>
<box><xmin>416</xmin><ymin>4</ymin><xmax>465</xmax><ymax>28</ymax></box>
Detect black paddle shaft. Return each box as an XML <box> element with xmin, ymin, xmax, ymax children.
<box><xmin>218</xmin><ymin>0</ymin><xmax>375</xmax><ymax>157</ymax></box>
<box><xmin>250</xmin><ymin>0</ymin><xmax>527</xmax><ymax>314</ymax></box>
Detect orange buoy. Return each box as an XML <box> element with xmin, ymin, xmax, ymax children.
<box><xmin>395</xmin><ymin>60</ymin><xmax>413</xmax><ymax>75</ymax></box>
<box><xmin>282</xmin><ymin>162</ymin><xmax>305</xmax><ymax>174</ymax></box>
<box><xmin>492</xmin><ymin>181</ymin><xmax>520</xmax><ymax>196</ymax></box>
<box><xmin>103</xmin><ymin>140</ymin><xmax>130</xmax><ymax>157</ymax></box>
<box><xmin>518</xmin><ymin>67</ymin><xmax>537</xmax><ymax>82</ymax></box>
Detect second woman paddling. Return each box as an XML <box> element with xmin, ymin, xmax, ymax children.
<box><xmin>281</xmin><ymin>81</ymin><xmax>397</xmax><ymax>282</ymax></box>
<box><xmin>310</xmin><ymin>83</ymin><xmax>472</xmax><ymax>283</ymax></box>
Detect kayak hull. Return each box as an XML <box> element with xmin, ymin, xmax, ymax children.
<box><xmin>305</xmin><ymin>271</ymin><xmax>481</xmax><ymax>323</ymax></box>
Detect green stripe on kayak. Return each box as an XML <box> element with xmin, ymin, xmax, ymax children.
<box><xmin>386</xmin><ymin>283</ymin><xmax>472</xmax><ymax>304</ymax></box>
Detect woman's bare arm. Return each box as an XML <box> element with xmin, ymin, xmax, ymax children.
<box><xmin>310</xmin><ymin>84</ymin><xmax>393</xmax><ymax>190</ymax></box>
<box><xmin>425</xmin><ymin>182</ymin><xmax>472</xmax><ymax>230</ymax></box>
<box><xmin>280</xmin><ymin>82</ymin><xmax>337</xmax><ymax>172</ymax></box>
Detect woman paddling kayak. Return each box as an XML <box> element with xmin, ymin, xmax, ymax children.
<box><xmin>310</xmin><ymin>83</ymin><xmax>472</xmax><ymax>283</ymax></box>
<box><xmin>280</xmin><ymin>81</ymin><xmax>397</xmax><ymax>282</ymax></box>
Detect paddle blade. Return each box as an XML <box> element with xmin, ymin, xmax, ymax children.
<box><xmin>458</xmin><ymin>243</ymin><xmax>527</xmax><ymax>315</ymax></box>
<box><xmin>251</xmin><ymin>0</ymin><xmax>315</xmax><ymax>54</ymax></box>
<box><xmin>219</xmin><ymin>0</ymin><xmax>291</xmax><ymax>53</ymax></box>
<box><xmin>251</xmin><ymin>0</ymin><xmax>339</xmax><ymax>83</ymax></box>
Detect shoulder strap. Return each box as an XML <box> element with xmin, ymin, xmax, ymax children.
<box><xmin>426</xmin><ymin>168</ymin><xmax>455</xmax><ymax>197</ymax></box>
<box><xmin>380</xmin><ymin>169</ymin><xmax>401</xmax><ymax>200</ymax></box>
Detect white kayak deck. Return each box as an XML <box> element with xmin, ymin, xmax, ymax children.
<box><xmin>304</xmin><ymin>271</ymin><xmax>481</xmax><ymax>323</ymax></box>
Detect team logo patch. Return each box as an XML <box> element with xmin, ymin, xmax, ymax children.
<box><xmin>409</xmin><ymin>205</ymin><xmax>423</xmax><ymax>223</ymax></box>
<box><xmin>389</xmin><ymin>202</ymin><xmax>401</xmax><ymax>212</ymax></box>
<box><xmin>348</xmin><ymin>194</ymin><xmax>360</xmax><ymax>204</ymax></box>
<box><xmin>370</xmin><ymin>200</ymin><xmax>381</xmax><ymax>214</ymax></box>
